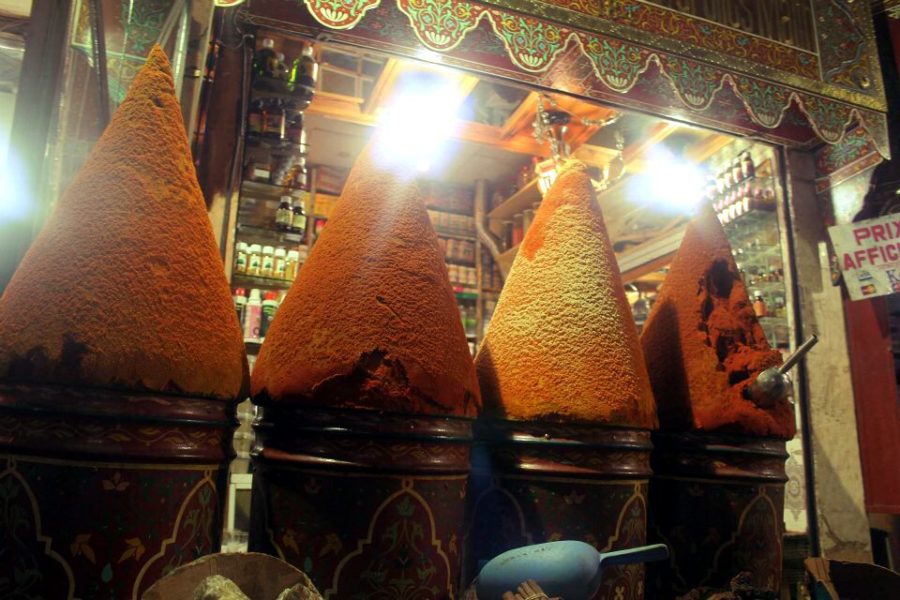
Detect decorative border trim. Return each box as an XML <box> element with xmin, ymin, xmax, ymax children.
<box><xmin>298</xmin><ymin>0</ymin><xmax>890</xmax><ymax>158</ymax></box>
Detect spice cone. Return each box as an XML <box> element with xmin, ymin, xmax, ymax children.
<box><xmin>475</xmin><ymin>162</ymin><xmax>656</xmax><ymax>427</ymax></box>
<box><xmin>0</xmin><ymin>45</ymin><xmax>248</xmax><ymax>399</ymax></box>
<box><xmin>251</xmin><ymin>142</ymin><xmax>479</xmax><ymax>417</ymax></box>
<box><xmin>640</xmin><ymin>206</ymin><xmax>793</xmax><ymax>438</ymax></box>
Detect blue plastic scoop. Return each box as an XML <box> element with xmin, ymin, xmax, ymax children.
<box><xmin>475</xmin><ymin>540</ymin><xmax>669</xmax><ymax>600</ymax></box>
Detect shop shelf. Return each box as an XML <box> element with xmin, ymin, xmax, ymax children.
<box><xmin>232</xmin><ymin>273</ymin><xmax>296</xmax><ymax>290</ymax></box>
<box><xmin>488</xmin><ymin>179</ymin><xmax>541</xmax><ymax>224</ymax></box>
<box><xmin>236</xmin><ymin>223</ymin><xmax>305</xmax><ymax>243</ymax></box>
<box><xmin>245</xmin><ymin>132</ymin><xmax>309</xmax><ymax>153</ymax></box>
<box><xmin>241</xmin><ymin>180</ymin><xmax>306</xmax><ymax>197</ymax></box>
<box><xmin>444</xmin><ymin>256</ymin><xmax>476</xmax><ymax>267</ymax></box>
<box><xmin>435</xmin><ymin>229</ymin><xmax>477</xmax><ymax>241</ymax></box>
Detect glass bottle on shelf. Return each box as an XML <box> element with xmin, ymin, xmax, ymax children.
<box><xmin>276</xmin><ymin>195</ymin><xmax>293</xmax><ymax>231</ymax></box>
<box><xmin>253</xmin><ymin>38</ymin><xmax>276</xmax><ymax>79</ymax></box>
<box><xmin>248</xmin><ymin>99</ymin><xmax>265</xmax><ymax>134</ymax></box>
<box><xmin>233</xmin><ymin>287</ymin><xmax>247</xmax><ymax>327</ymax></box>
<box><xmin>741</xmin><ymin>151</ymin><xmax>755</xmax><ymax>180</ymax></box>
<box><xmin>274</xmin><ymin>247</ymin><xmax>287</xmax><ymax>280</ymax></box>
<box><xmin>753</xmin><ymin>292</ymin><xmax>767</xmax><ymax>318</ymax></box>
<box><xmin>273</xmin><ymin>52</ymin><xmax>289</xmax><ymax>80</ymax></box>
<box><xmin>285</xmin><ymin>250</ymin><xmax>300</xmax><ymax>281</ymax></box>
<box><xmin>234</xmin><ymin>242</ymin><xmax>248</xmax><ymax>274</ymax></box>
<box><xmin>732</xmin><ymin>157</ymin><xmax>743</xmax><ymax>184</ymax></box>
<box><xmin>243</xmin><ymin>289</ymin><xmax>263</xmax><ymax>341</ymax></box>
<box><xmin>247</xmin><ymin>244</ymin><xmax>262</xmax><ymax>276</ymax></box>
<box><xmin>291</xmin><ymin>192</ymin><xmax>308</xmax><ymax>236</ymax></box>
<box><xmin>260</xmin><ymin>246</ymin><xmax>275</xmax><ymax>277</ymax></box>
<box><xmin>263</xmin><ymin>99</ymin><xmax>286</xmax><ymax>140</ymax></box>
<box><xmin>287</xmin><ymin>45</ymin><xmax>318</xmax><ymax>109</ymax></box>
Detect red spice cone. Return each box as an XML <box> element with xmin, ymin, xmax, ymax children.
<box><xmin>640</xmin><ymin>206</ymin><xmax>794</xmax><ymax>438</ymax></box>
<box><xmin>0</xmin><ymin>45</ymin><xmax>248</xmax><ymax>400</ymax></box>
<box><xmin>475</xmin><ymin>162</ymin><xmax>656</xmax><ymax>427</ymax></box>
<box><xmin>251</xmin><ymin>142</ymin><xmax>479</xmax><ymax>417</ymax></box>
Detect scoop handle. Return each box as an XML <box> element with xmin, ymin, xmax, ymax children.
<box><xmin>596</xmin><ymin>544</ymin><xmax>669</xmax><ymax>569</ymax></box>
<box><xmin>778</xmin><ymin>334</ymin><xmax>819</xmax><ymax>374</ymax></box>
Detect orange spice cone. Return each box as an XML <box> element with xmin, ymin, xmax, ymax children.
<box><xmin>251</xmin><ymin>142</ymin><xmax>479</xmax><ymax>416</ymax></box>
<box><xmin>639</xmin><ymin>205</ymin><xmax>793</xmax><ymax>438</ymax></box>
<box><xmin>248</xmin><ymin>141</ymin><xmax>478</xmax><ymax>597</ymax></box>
<box><xmin>475</xmin><ymin>161</ymin><xmax>656</xmax><ymax>427</ymax></box>
<box><xmin>0</xmin><ymin>45</ymin><xmax>247</xmax><ymax>399</ymax></box>
<box><xmin>466</xmin><ymin>163</ymin><xmax>655</xmax><ymax>599</ymax></box>
<box><xmin>0</xmin><ymin>46</ymin><xmax>245</xmax><ymax>598</ymax></box>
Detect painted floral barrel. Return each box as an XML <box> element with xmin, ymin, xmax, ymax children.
<box><xmin>465</xmin><ymin>420</ymin><xmax>653</xmax><ymax>600</ymax></box>
<box><xmin>646</xmin><ymin>431</ymin><xmax>789</xmax><ymax>599</ymax></box>
<box><xmin>0</xmin><ymin>382</ymin><xmax>237</xmax><ymax>599</ymax></box>
<box><xmin>249</xmin><ymin>407</ymin><xmax>473</xmax><ymax>599</ymax></box>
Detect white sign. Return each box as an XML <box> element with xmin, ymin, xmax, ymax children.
<box><xmin>828</xmin><ymin>213</ymin><xmax>900</xmax><ymax>300</ymax></box>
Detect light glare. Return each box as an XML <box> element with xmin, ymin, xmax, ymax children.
<box><xmin>627</xmin><ymin>147</ymin><xmax>705</xmax><ymax>213</ymax></box>
<box><xmin>373</xmin><ymin>74</ymin><xmax>462</xmax><ymax>176</ymax></box>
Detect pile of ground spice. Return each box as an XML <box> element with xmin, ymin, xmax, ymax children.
<box><xmin>250</xmin><ymin>143</ymin><xmax>479</xmax><ymax>417</ymax></box>
<box><xmin>475</xmin><ymin>162</ymin><xmax>657</xmax><ymax>427</ymax></box>
<box><xmin>0</xmin><ymin>46</ymin><xmax>248</xmax><ymax>400</ymax></box>
<box><xmin>639</xmin><ymin>207</ymin><xmax>794</xmax><ymax>438</ymax></box>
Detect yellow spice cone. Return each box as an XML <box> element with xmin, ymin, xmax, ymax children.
<box><xmin>476</xmin><ymin>162</ymin><xmax>656</xmax><ymax>427</ymax></box>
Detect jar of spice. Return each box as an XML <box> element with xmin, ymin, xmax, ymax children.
<box><xmin>260</xmin><ymin>246</ymin><xmax>275</xmax><ymax>277</ymax></box>
<box><xmin>285</xmin><ymin>250</ymin><xmax>300</xmax><ymax>281</ymax></box>
<box><xmin>273</xmin><ymin>247</ymin><xmax>287</xmax><ymax>280</ymax></box>
<box><xmin>234</xmin><ymin>242</ymin><xmax>248</xmax><ymax>274</ymax></box>
<box><xmin>247</xmin><ymin>244</ymin><xmax>262</xmax><ymax>276</ymax></box>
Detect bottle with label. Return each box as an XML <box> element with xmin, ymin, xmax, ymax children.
<box><xmin>741</xmin><ymin>151</ymin><xmax>755</xmax><ymax>180</ymax></box>
<box><xmin>273</xmin><ymin>52</ymin><xmax>288</xmax><ymax>80</ymax></box>
<box><xmin>732</xmin><ymin>157</ymin><xmax>743</xmax><ymax>184</ymax></box>
<box><xmin>260</xmin><ymin>291</ymin><xmax>280</xmax><ymax>339</ymax></box>
<box><xmin>234</xmin><ymin>242</ymin><xmax>248</xmax><ymax>274</ymax></box>
<box><xmin>287</xmin><ymin>45</ymin><xmax>318</xmax><ymax>109</ymax></box>
<box><xmin>247</xmin><ymin>99</ymin><xmax>265</xmax><ymax>134</ymax></box>
<box><xmin>263</xmin><ymin>99</ymin><xmax>286</xmax><ymax>139</ymax></box>
<box><xmin>260</xmin><ymin>246</ymin><xmax>275</xmax><ymax>277</ymax></box>
<box><xmin>285</xmin><ymin>250</ymin><xmax>300</xmax><ymax>280</ymax></box>
<box><xmin>273</xmin><ymin>247</ymin><xmax>287</xmax><ymax>280</ymax></box>
<box><xmin>253</xmin><ymin>38</ymin><xmax>276</xmax><ymax>79</ymax></box>
<box><xmin>291</xmin><ymin>193</ymin><xmax>308</xmax><ymax>236</ymax></box>
<box><xmin>243</xmin><ymin>289</ymin><xmax>263</xmax><ymax>341</ymax></box>
<box><xmin>233</xmin><ymin>288</ymin><xmax>247</xmax><ymax>328</ymax></box>
<box><xmin>753</xmin><ymin>293</ymin><xmax>767</xmax><ymax>318</ymax></box>
<box><xmin>247</xmin><ymin>244</ymin><xmax>262</xmax><ymax>276</ymax></box>
<box><xmin>276</xmin><ymin>196</ymin><xmax>293</xmax><ymax>231</ymax></box>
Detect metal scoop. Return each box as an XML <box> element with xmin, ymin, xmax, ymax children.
<box><xmin>747</xmin><ymin>334</ymin><xmax>818</xmax><ymax>408</ymax></box>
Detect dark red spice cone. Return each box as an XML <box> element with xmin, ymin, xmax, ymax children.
<box><xmin>640</xmin><ymin>208</ymin><xmax>790</xmax><ymax>598</ymax></box>
<box><xmin>0</xmin><ymin>46</ymin><xmax>245</xmax><ymax>598</ymax></box>
<box><xmin>640</xmin><ymin>206</ymin><xmax>792</xmax><ymax>438</ymax></box>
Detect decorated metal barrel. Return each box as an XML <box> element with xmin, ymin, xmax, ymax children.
<box><xmin>0</xmin><ymin>46</ymin><xmax>248</xmax><ymax>597</ymax></box>
<box><xmin>0</xmin><ymin>383</ymin><xmax>237</xmax><ymax>598</ymax></box>
<box><xmin>639</xmin><ymin>208</ymin><xmax>797</xmax><ymax>599</ymax></box>
<box><xmin>470</xmin><ymin>163</ymin><xmax>659</xmax><ymax>599</ymax></box>
<box><xmin>646</xmin><ymin>432</ymin><xmax>788</xmax><ymax>598</ymax></box>
<box><xmin>466</xmin><ymin>420</ymin><xmax>653</xmax><ymax>600</ymax></box>
<box><xmin>246</xmin><ymin>142</ymin><xmax>481</xmax><ymax>598</ymax></box>
<box><xmin>250</xmin><ymin>408</ymin><xmax>472</xmax><ymax>598</ymax></box>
